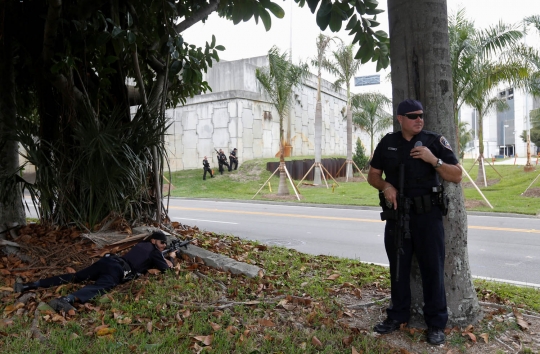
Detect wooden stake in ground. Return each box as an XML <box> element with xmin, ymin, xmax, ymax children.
<box><xmin>334</xmin><ymin>160</ymin><xmax>367</xmax><ymax>182</ymax></box>
<box><xmin>460</xmin><ymin>166</ymin><xmax>493</xmax><ymax>209</ymax></box>
<box><xmin>296</xmin><ymin>162</ymin><xmax>339</xmax><ymax>189</ymax></box>
<box><xmin>252</xmin><ymin>162</ymin><xmax>300</xmax><ymax>201</ymax></box>
<box><xmin>467</xmin><ymin>155</ymin><xmax>502</xmax><ymax>187</ymax></box>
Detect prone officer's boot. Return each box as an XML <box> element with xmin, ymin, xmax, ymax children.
<box><xmin>14</xmin><ymin>281</ymin><xmax>40</xmax><ymax>293</ymax></box>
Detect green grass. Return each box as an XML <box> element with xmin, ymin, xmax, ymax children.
<box><xmin>2</xmin><ymin>233</ymin><xmax>539</xmax><ymax>353</ymax></box>
<box><xmin>460</xmin><ymin>159</ymin><xmax>540</xmax><ymax>214</ymax></box>
<box><xmin>169</xmin><ymin>156</ymin><xmax>540</xmax><ymax>215</ymax></box>
<box><xmin>5</xmin><ymin>157</ymin><xmax>540</xmax><ymax>353</ymax></box>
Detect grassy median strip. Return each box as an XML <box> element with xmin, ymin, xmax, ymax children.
<box><xmin>169</xmin><ymin>157</ymin><xmax>540</xmax><ymax>215</ymax></box>
<box><xmin>2</xmin><ymin>232</ymin><xmax>539</xmax><ymax>353</ymax></box>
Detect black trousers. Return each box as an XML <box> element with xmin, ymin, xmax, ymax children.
<box><xmin>38</xmin><ymin>257</ymin><xmax>124</xmax><ymax>303</ymax></box>
<box><xmin>384</xmin><ymin>207</ymin><xmax>447</xmax><ymax>329</ymax></box>
<box><xmin>218</xmin><ymin>161</ymin><xmax>229</xmax><ymax>174</ymax></box>
<box><xmin>229</xmin><ymin>158</ymin><xmax>238</xmax><ymax>171</ymax></box>
<box><xmin>203</xmin><ymin>167</ymin><xmax>213</xmax><ymax>179</ymax></box>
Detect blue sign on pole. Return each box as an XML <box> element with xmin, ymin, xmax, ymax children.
<box><xmin>354</xmin><ymin>75</ymin><xmax>381</xmax><ymax>86</ymax></box>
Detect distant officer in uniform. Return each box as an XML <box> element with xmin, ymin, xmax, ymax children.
<box><xmin>367</xmin><ymin>99</ymin><xmax>462</xmax><ymax>345</ymax></box>
<box><xmin>203</xmin><ymin>156</ymin><xmax>214</xmax><ymax>180</ymax></box>
<box><xmin>229</xmin><ymin>148</ymin><xmax>238</xmax><ymax>171</ymax></box>
<box><xmin>14</xmin><ymin>231</ymin><xmax>173</xmax><ymax>313</ymax></box>
<box><xmin>218</xmin><ymin>149</ymin><xmax>230</xmax><ymax>174</ymax></box>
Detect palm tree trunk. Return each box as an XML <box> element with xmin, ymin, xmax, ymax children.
<box><xmin>314</xmin><ymin>100</ymin><xmax>323</xmax><ymax>185</ymax></box>
<box><xmin>346</xmin><ymin>103</ymin><xmax>353</xmax><ymax>179</ymax></box>
<box><xmin>476</xmin><ymin>115</ymin><xmax>486</xmax><ymax>185</ymax></box>
<box><xmin>277</xmin><ymin>143</ymin><xmax>290</xmax><ymax>195</ymax></box>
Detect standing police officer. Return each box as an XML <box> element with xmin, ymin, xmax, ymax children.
<box><xmin>228</xmin><ymin>148</ymin><xmax>238</xmax><ymax>171</ymax></box>
<box><xmin>367</xmin><ymin>99</ymin><xmax>462</xmax><ymax>345</ymax></box>
<box><xmin>203</xmin><ymin>156</ymin><xmax>214</xmax><ymax>180</ymax></box>
<box><xmin>218</xmin><ymin>149</ymin><xmax>230</xmax><ymax>174</ymax></box>
<box><xmin>14</xmin><ymin>231</ymin><xmax>173</xmax><ymax>313</ymax></box>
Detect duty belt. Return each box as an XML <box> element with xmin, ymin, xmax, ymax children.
<box><xmin>107</xmin><ymin>255</ymin><xmax>133</xmax><ymax>281</ymax></box>
<box><xmin>380</xmin><ymin>191</ymin><xmax>447</xmax><ymax>220</ymax></box>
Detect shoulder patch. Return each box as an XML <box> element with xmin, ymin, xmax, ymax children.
<box><xmin>440</xmin><ymin>136</ymin><xmax>452</xmax><ymax>151</ymax></box>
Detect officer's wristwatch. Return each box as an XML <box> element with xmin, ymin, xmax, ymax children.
<box><xmin>434</xmin><ymin>158</ymin><xmax>443</xmax><ymax>169</ymax></box>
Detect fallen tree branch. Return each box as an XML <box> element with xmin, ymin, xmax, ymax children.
<box><xmin>0</xmin><ymin>239</ymin><xmax>21</xmax><ymax>247</ymax></box>
<box><xmin>31</xmin><ymin>306</ymin><xmax>47</xmax><ymax>342</ymax></box>
<box><xmin>346</xmin><ymin>297</ymin><xmax>391</xmax><ymax>309</ymax></box>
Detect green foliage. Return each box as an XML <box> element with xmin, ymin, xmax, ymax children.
<box><xmin>17</xmin><ymin>103</ymin><xmax>169</xmax><ymax>228</ymax></box>
<box><xmin>523</xmin><ymin>108</ymin><xmax>540</xmax><ymax>147</ymax></box>
<box><xmin>353</xmin><ymin>138</ymin><xmax>369</xmax><ymax>171</ymax></box>
<box><xmin>1</xmin><ymin>0</ymin><xmax>389</xmax><ymax>227</ymax></box>
<box><xmin>350</xmin><ymin>91</ymin><xmax>392</xmax><ymax>154</ymax></box>
<box><xmin>256</xmin><ymin>46</ymin><xmax>310</xmax><ymax>151</ymax></box>
<box><xmin>458</xmin><ymin>121</ymin><xmax>473</xmax><ymax>160</ymax></box>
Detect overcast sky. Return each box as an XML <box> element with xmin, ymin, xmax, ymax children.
<box><xmin>184</xmin><ymin>0</ymin><xmax>538</xmax><ymax>95</ymax></box>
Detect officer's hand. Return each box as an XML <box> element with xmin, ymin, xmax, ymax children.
<box><xmin>168</xmin><ymin>251</ymin><xmax>177</xmax><ymax>259</ymax></box>
<box><xmin>383</xmin><ymin>186</ymin><xmax>397</xmax><ymax>210</ymax></box>
<box><xmin>166</xmin><ymin>259</ymin><xmax>173</xmax><ymax>268</ymax></box>
<box><xmin>410</xmin><ymin>146</ymin><xmax>435</xmax><ymax>163</ymax></box>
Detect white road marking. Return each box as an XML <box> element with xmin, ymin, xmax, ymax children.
<box><xmin>172</xmin><ymin>217</ymin><xmax>238</xmax><ymax>225</ymax></box>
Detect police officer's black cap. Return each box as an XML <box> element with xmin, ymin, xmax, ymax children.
<box><xmin>150</xmin><ymin>231</ymin><xmax>167</xmax><ymax>242</ymax></box>
<box><xmin>397</xmin><ymin>99</ymin><xmax>423</xmax><ymax>115</ymax></box>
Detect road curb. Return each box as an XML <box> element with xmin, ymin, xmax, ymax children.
<box><xmin>180</xmin><ymin>245</ymin><xmax>262</xmax><ymax>278</ymax></box>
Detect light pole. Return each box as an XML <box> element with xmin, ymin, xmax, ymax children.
<box><xmin>503</xmin><ymin>123</ymin><xmax>509</xmax><ymax>157</ymax></box>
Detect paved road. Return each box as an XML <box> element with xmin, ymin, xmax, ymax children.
<box><xmin>165</xmin><ymin>198</ymin><xmax>540</xmax><ymax>287</ymax></box>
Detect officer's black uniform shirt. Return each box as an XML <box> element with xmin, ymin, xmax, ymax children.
<box><xmin>203</xmin><ymin>159</ymin><xmax>210</xmax><ymax>168</ymax></box>
<box><xmin>122</xmin><ymin>242</ymin><xmax>170</xmax><ymax>274</ymax></box>
<box><xmin>370</xmin><ymin>130</ymin><xmax>458</xmax><ymax>198</ymax></box>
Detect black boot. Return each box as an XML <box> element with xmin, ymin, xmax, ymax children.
<box><xmin>14</xmin><ymin>281</ymin><xmax>39</xmax><ymax>293</ymax></box>
<box><xmin>48</xmin><ymin>296</ymin><xmax>76</xmax><ymax>313</ymax></box>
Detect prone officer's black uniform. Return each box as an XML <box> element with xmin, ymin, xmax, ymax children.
<box><xmin>203</xmin><ymin>156</ymin><xmax>214</xmax><ymax>180</ymax></box>
<box><xmin>370</xmin><ymin>129</ymin><xmax>458</xmax><ymax>330</ymax></box>
<box><xmin>15</xmin><ymin>232</ymin><xmax>171</xmax><ymax>312</ymax></box>
<box><xmin>228</xmin><ymin>148</ymin><xmax>238</xmax><ymax>171</ymax></box>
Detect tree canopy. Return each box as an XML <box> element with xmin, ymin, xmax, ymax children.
<box><xmin>0</xmin><ymin>0</ymin><xmax>390</xmax><ymax>228</ymax></box>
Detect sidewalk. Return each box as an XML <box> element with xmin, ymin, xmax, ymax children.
<box><xmin>492</xmin><ymin>157</ymin><xmax>537</xmax><ymax>166</ymax></box>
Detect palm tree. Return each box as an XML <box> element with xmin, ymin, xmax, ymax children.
<box><xmin>463</xmin><ymin>63</ymin><xmax>510</xmax><ymax>185</ymax></box>
<box><xmin>350</xmin><ymin>92</ymin><xmax>392</xmax><ymax>157</ymax></box>
<box><xmin>310</xmin><ymin>34</ymin><xmax>339</xmax><ymax>185</ymax></box>
<box><xmin>323</xmin><ymin>42</ymin><xmax>362</xmax><ymax>180</ymax></box>
<box><xmin>449</xmin><ymin>10</ymin><xmax>534</xmax><ymax>184</ymax></box>
<box><xmin>256</xmin><ymin>46</ymin><xmax>309</xmax><ymax>195</ymax></box>
<box><xmin>458</xmin><ymin>121</ymin><xmax>473</xmax><ymax>162</ymax></box>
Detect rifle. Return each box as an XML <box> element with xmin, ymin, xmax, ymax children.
<box><xmin>162</xmin><ymin>238</ymin><xmax>194</xmax><ymax>256</ymax></box>
<box><xmin>394</xmin><ymin>163</ymin><xmax>411</xmax><ymax>282</ymax></box>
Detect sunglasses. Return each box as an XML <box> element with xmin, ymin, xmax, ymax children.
<box><xmin>403</xmin><ymin>113</ymin><xmax>423</xmax><ymax>120</ymax></box>
<box><xmin>157</xmin><ymin>240</ymin><xmax>167</xmax><ymax>245</ymax></box>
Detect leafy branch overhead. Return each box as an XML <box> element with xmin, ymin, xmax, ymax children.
<box><xmin>299</xmin><ymin>0</ymin><xmax>390</xmax><ymax>70</ymax></box>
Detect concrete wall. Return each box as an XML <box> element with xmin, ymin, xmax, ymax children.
<box><xmin>165</xmin><ymin>56</ymin><xmax>367</xmax><ymax>171</ymax></box>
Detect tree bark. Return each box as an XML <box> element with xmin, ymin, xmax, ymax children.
<box><xmin>314</xmin><ymin>97</ymin><xmax>323</xmax><ymax>185</ymax></box>
<box><xmin>388</xmin><ymin>0</ymin><xmax>482</xmax><ymax>326</ymax></box>
<box><xmin>346</xmin><ymin>102</ymin><xmax>353</xmax><ymax>179</ymax></box>
<box><xmin>0</xmin><ymin>0</ymin><xmax>26</xmax><ymax>238</ymax></box>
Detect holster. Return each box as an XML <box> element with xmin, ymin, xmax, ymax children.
<box><xmin>379</xmin><ymin>192</ymin><xmax>397</xmax><ymax>221</ymax></box>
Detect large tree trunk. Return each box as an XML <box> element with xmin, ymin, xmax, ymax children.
<box><xmin>388</xmin><ymin>0</ymin><xmax>482</xmax><ymax>327</ymax></box>
<box><xmin>314</xmin><ymin>100</ymin><xmax>323</xmax><ymax>185</ymax></box>
<box><xmin>0</xmin><ymin>1</ymin><xmax>26</xmax><ymax>239</ymax></box>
